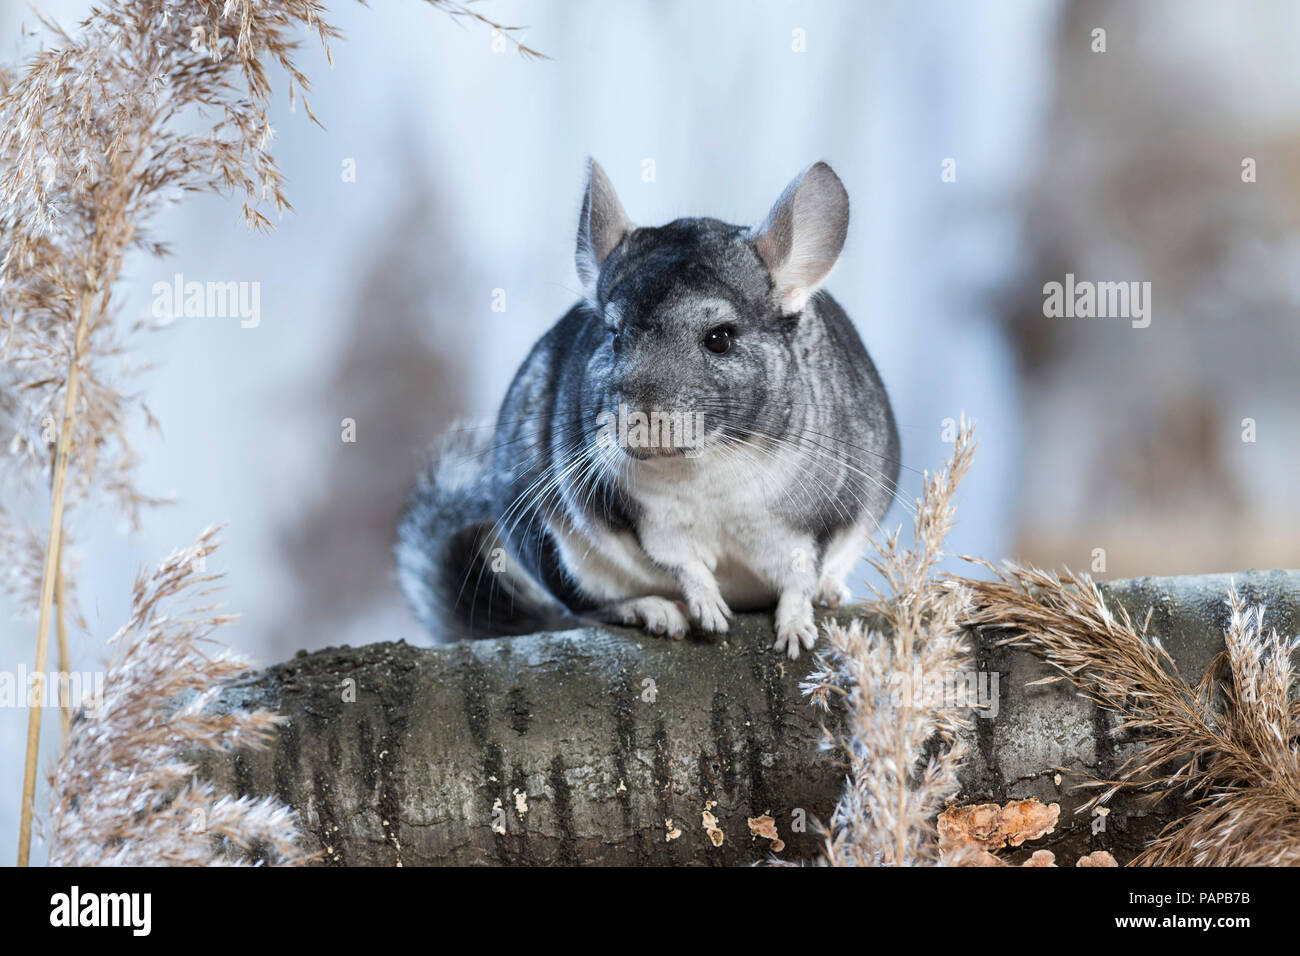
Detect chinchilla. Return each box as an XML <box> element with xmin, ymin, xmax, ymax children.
<box><xmin>396</xmin><ymin>159</ymin><xmax>899</xmax><ymax>658</ymax></box>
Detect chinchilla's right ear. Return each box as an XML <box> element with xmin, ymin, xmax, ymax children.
<box><xmin>576</xmin><ymin>159</ymin><xmax>633</xmax><ymax>295</ymax></box>
<box><xmin>750</xmin><ymin>161</ymin><xmax>849</xmax><ymax>315</ymax></box>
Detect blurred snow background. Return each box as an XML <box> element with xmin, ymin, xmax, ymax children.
<box><xmin>3</xmin><ymin>0</ymin><xmax>1298</xmax><ymax>864</ymax></box>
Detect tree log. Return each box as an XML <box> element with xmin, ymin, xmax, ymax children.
<box><xmin>205</xmin><ymin>570</ymin><xmax>1300</xmax><ymax>865</ymax></box>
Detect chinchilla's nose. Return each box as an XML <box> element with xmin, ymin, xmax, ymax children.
<box><xmin>612</xmin><ymin>353</ymin><xmax>675</xmax><ymax>415</ymax></box>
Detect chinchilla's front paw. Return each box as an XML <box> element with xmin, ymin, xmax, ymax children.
<box><xmin>773</xmin><ymin>596</ymin><xmax>817</xmax><ymax>659</ymax></box>
<box><xmin>813</xmin><ymin>578</ymin><xmax>851</xmax><ymax>609</ymax></box>
<box><xmin>684</xmin><ymin>586</ymin><xmax>731</xmax><ymax>633</ymax></box>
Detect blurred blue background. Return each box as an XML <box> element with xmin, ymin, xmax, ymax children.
<box><xmin>4</xmin><ymin>0</ymin><xmax>1300</xmax><ymax>864</ymax></box>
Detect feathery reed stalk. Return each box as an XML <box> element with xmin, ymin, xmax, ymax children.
<box><xmin>1</xmin><ymin>0</ymin><xmax>538</xmax><ymax>866</ymax></box>
<box><xmin>964</xmin><ymin>565</ymin><xmax>1300</xmax><ymax>866</ymax></box>
<box><xmin>55</xmin><ymin>549</ymin><xmax>70</xmax><ymax>740</ymax></box>
<box><xmin>17</xmin><ymin>295</ymin><xmax>86</xmax><ymax>865</ymax></box>
<box><xmin>800</xmin><ymin>418</ymin><xmax>976</xmax><ymax>865</ymax></box>
<box><xmin>46</xmin><ymin>526</ymin><xmax>305</xmax><ymax>866</ymax></box>
<box><xmin>1</xmin><ymin>0</ymin><xmax>338</xmax><ymax>868</ymax></box>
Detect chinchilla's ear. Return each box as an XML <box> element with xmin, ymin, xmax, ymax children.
<box><xmin>576</xmin><ymin>159</ymin><xmax>633</xmax><ymax>293</ymax></box>
<box><xmin>749</xmin><ymin>161</ymin><xmax>849</xmax><ymax>314</ymax></box>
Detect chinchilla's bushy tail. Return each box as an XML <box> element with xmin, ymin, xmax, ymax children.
<box><xmin>396</xmin><ymin>425</ymin><xmax>561</xmax><ymax>641</ymax></box>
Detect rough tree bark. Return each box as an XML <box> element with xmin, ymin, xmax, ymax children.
<box><xmin>205</xmin><ymin>570</ymin><xmax>1300</xmax><ymax>866</ymax></box>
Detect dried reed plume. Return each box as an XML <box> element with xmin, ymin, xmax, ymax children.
<box><xmin>1</xmin><ymin>0</ymin><xmax>536</xmax><ymax>865</ymax></box>
<box><xmin>800</xmin><ymin>418</ymin><xmax>977</xmax><ymax>866</ymax></box>
<box><xmin>964</xmin><ymin>564</ymin><xmax>1300</xmax><ymax>866</ymax></box>
<box><xmin>1</xmin><ymin>0</ymin><xmax>338</xmax><ymax>867</ymax></box>
<box><xmin>46</xmin><ymin>526</ymin><xmax>304</xmax><ymax>866</ymax></box>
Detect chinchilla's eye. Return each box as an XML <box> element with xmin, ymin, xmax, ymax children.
<box><xmin>703</xmin><ymin>324</ymin><xmax>734</xmax><ymax>355</ymax></box>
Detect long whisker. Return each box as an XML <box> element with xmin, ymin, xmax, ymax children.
<box><xmin>718</xmin><ymin>431</ymin><xmax>869</xmax><ymax>529</ymax></box>
<box><xmin>505</xmin><ymin>443</ymin><xmax>609</xmax><ymax>619</ymax></box>
<box><xmin>689</xmin><ymin>397</ymin><xmax>910</xmax><ymax>510</ymax></box>
<box><xmin>691</xmin><ymin>396</ymin><xmax>920</xmax><ymax>478</ymax></box>
<box><xmin>474</xmin><ymin>440</ymin><xmax>603</xmax><ymax>630</ymax></box>
<box><xmin>444</xmin><ymin>414</ymin><xmax>604</xmax><ymax>463</ymax></box>
<box><xmin>456</xmin><ymin>431</ymin><xmax>599</xmax><ymax>628</ymax></box>
<box><xmin>719</xmin><ymin>422</ymin><xmax>915</xmax><ymax>519</ymax></box>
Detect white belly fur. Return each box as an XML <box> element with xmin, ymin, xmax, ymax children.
<box><xmin>547</xmin><ymin>447</ymin><xmax>809</xmax><ymax>610</ymax></box>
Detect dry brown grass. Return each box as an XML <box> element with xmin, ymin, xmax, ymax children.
<box><xmin>1</xmin><ymin>0</ymin><xmax>344</xmax><ymax>868</ymax></box>
<box><xmin>46</xmin><ymin>526</ymin><xmax>305</xmax><ymax>866</ymax></box>
<box><xmin>1</xmin><ymin>0</ymin><xmax>536</xmax><ymax>865</ymax></box>
<box><xmin>964</xmin><ymin>563</ymin><xmax>1300</xmax><ymax>866</ymax></box>
<box><xmin>799</xmin><ymin>417</ymin><xmax>977</xmax><ymax>866</ymax></box>
<box><xmin>799</xmin><ymin>424</ymin><xmax>1300</xmax><ymax>867</ymax></box>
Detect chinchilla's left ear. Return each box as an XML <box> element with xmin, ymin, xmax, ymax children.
<box><xmin>749</xmin><ymin>161</ymin><xmax>849</xmax><ymax>314</ymax></box>
<box><xmin>576</xmin><ymin>158</ymin><xmax>633</xmax><ymax>294</ymax></box>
